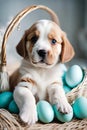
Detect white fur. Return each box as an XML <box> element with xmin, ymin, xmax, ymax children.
<box><xmin>13</xmin><ymin>20</ymin><xmax>72</xmax><ymax>125</ymax></box>
<box><xmin>27</xmin><ymin>20</ymin><xmax>62</xmax><ymax>68</ymax></box>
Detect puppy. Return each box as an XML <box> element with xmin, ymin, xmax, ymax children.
<box><xmin>11</xmin><ymin>20</ymin><xmax>75</xmax><ymax>125</ymax></box>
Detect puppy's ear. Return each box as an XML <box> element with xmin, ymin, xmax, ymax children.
<box><xmin>16</xmin><ymin>32</ymin><xmax>28</xmax><ymax>58</ymax></box>
<box><xmin>60</xmin><ymin>32</ymin><xmax>75</xmax><ymax>63</ymax></box>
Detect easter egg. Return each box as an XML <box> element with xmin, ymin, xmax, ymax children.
<box><xmin>8</xmin><ymin>100</ymin><xmax>19</xmax><ymax>114</ymax></box>
<box><xmin>63</xmin><ymin>85</ymin><xmax>72</xmax><ymax>94</ymax></box>
<box><xmin>37</xmin><ymin>100</ymin><xmax>54</xmax><ymax>123</ymax></box>
<box><xmin>0</xmin><ymin>91</ymin><xmax>13</xmax><ymax>108</ymax></box>
<box><xmin>73</xmin><ymin>97</ymin><xmax>87</xmax><ymax>119</ymax></box>
<box><xmin>65</xmin><ymin>65</ymin><xmax>83</xmax><ymax>88</ymax></box>
<box><xmin>53</xmin><ymin>105</ymin><xmax>73</xmax><ymax>122</ymax></box>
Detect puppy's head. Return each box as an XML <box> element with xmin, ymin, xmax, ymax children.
<box><xmin>16</xmin><ymin>20</ymin><xmax>75</xmax><ymax>68</ymax></box>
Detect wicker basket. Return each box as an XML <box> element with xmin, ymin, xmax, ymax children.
<box><xmin>0</xmin><ymin>5</ymin><xmax>87</xmax><ymax>130</ymax></box>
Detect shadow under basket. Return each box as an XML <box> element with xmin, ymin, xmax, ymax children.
<box><xmin>0</xmin><ymin>5</ymin><xmax>87</xmax><ymax>130</ymax></box>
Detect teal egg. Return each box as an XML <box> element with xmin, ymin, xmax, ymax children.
<box><xmin>0</xmin><ymin>91</ymin><xmax>13</xmax><ymax>108</ymax></box>
<box><xmin>37</xmin><ymin>100</ymin><xmax>54</xmax><ymax>123</ymax></box>
<box><xmin>73</xmin><ymin>97</ymin><xmax>87</xmax><ymax>119</ymax></box>
<box><xmin>8</xmin><ymin>100</ymin><xmax>19</xmax><ymax>114</ymax></box>
<box><xmin>65</xmin><ymin>65</ymin><xmax>83</xmax><ymax>88</ymax></box>
<box><xmin>63</xmin><ymin>85</ymin><xmax>72</xmax><ymax>94</ymax></box>
<box><xmin>53</xmin><ymin>105</ymin><xmax>73</xmax><ymax>122</ymax></box>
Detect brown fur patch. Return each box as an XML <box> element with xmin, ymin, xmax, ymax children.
<box><xmin>29</xmin><ymin>43</ymin><xmax>34</xmax><ymax>53</ymax></box>
<box><xmin>26</xmin><ymin>24</ymin><xmax>40</xmax><ymax>53</ymax></box>
<box><xmin>20</xmin><ymin>77</ymin><xmax>36</xmax><ymax>86</ymax></box>
<box><xmin>47</xmin><ymin>25</ymin><xmax>62</xmax><ymax>65</ymax></box>
<box><xmin>10</xmin><ymin>69</ymin><xmax>20</xmax><ymax>91</ymax></box>
<box><xmin>48</xmin><ymin>23</ymin><xmax>62</xmax><ymax>44</ymax></box>
<box><xmin>47</xmin><ymin>23</ymin><xmax>75</xmax><ymax>63</ymax></box>
<box><xmin>27</xmin><ymin>30</ymin><xmax>40</xmax><ymax>41</ymax></box>
<box><xmin>47</xmin><ymin>50</ymin><xmax>54</xmax><ymax>64</ymax></box>
<box><xmin>16</xmin><ymin>23</ymin><xmax>40</xmax><ymax>57</ymax></box>
<box><xmin>61</xmin><ymin>32</ymin><xmax>75</xmax><ymax>63</ymax></box>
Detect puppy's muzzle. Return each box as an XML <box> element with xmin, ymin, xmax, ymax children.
<box><xmin>37</xmin><ymin>49</ymin><xmax>46</xmax><ymax>60</ymax></box>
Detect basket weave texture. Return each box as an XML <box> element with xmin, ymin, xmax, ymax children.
<box><xmin>0</xmin><ymin>109</ymin><xmax>87</xmax><ymax>130</ymax></box>
<box><xmin>0</xmin><ymin>5</ymin><xmax>87</xmax><ymax>130</ymax></box>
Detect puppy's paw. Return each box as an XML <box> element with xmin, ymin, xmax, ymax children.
<box><xmin>57</xmin><ymin>101</ymin><xmax>72</xmax><ymax>114</ymax></box>
<box><xmin>19</xmin><ymin>104</ymin><xmax>38</xmax><ymax>125</ymax></box>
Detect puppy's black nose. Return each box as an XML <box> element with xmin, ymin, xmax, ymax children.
<box><xmin>37</xmin><ymin>49</ymin><xmax>46</xmax><ymax>59</ymax></box>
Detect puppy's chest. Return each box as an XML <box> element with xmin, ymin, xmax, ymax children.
<box><xmin>20</xmin><ymin>63</ymin><xmax>63</xmax><ymax>100</ymax></box>
<box><xmin>32</xmin><ymin>69</ymin><xmax>58</xmax><ymax>100</ymax></box>
<box><xmin>32</xmin><ymin>69</ymin><xmax>56</xmax><ymax>87</ymax></box>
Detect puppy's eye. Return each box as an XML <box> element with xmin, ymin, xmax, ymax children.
<box><xmin>51</xmin><ymin>39</ymin><xmax>57</xmax><ymax>45</ymax></box>
<box><xmin>31</xmin><ymin>35</ymin><xmax>38</xmax><ymax>44</ymax></box>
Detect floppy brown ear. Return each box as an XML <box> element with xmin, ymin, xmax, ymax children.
<box><xmin>61</xmin><ymin>33</ymin><xmax>75</xmax><ymax>63</ymax></box>
<box><xmin>16</xmin><ymin>32</ymin><xmax>28</xmax><ymax>58</ymax></box>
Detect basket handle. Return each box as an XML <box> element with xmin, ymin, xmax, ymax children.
<box><xmin>1</xmin><ymin>5</ymin><xmax>59</xmax><ymax>70</ymax></box>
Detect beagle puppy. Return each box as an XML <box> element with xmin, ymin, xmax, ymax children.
<box><xmin>11</xmin><ymin>20</ymin><xmax>75</xmax><ymax>125</ymax></box>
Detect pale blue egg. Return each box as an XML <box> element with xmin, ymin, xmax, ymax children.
<box><xmin>65</xmin><ymin>65</ymin><xmax>83</xmax><ymax>88</ymax></box>
<box><xmin>53</xmin><ymin>105</ymin><xmax>73</xmax><ymax>122</ymax></box>
<box><xmin>8</xmin><ymin>100</ymin><xmax>19</xmax><ymax>114</ymax></box>
<box><xmin>37</xmin><ymin>100</ymin><xmax>54</xmax><ymax>123</ymax></box>
<box><xmin>0</xmin><ymin>91</ymin><xmax>13</xmax><ymax>108</ymax></box>
<box><xmin>63</xmin><ymin>85</ymin><xmax>72</xmax><ymax>94</ymax></box>
<box><xmin>73</xmin><ymin>97</ymin><xmax>87</xmax><ymax>119</ymax></box>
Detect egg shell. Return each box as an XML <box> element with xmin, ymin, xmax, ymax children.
<box><xmin>0</xmin><ymin>91</ymin><xmax>13</xmax><ymax>108</ymax></box>
<box><xmin>65</xmin><ymin>65</ymin><xmax>83</xmax><ymax>88</ymax></box>
<box><xmin>37</xmin><ymin>100</ymin><xmax>54</xmax><ymax>123</ymax></box>
<box><xmin>73</xmin><ymin>97</ymin><xmax>87</xmax><ymax>119</ymax></box>
<box><xmin>53</xmin><ymin>105</ymin><xmax>73</xmax><ymax>122</ymax></box>
<box><xmin>63</xmin><ymin>85</ymin><xmax>72</xmax><ymax>94</ymax></box>
<box><xmin>8</xmin><ymin>100</ymin><xmax>19</xmax><ymax>114</ymax></box>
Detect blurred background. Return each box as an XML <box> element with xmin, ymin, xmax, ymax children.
<box><xmin>0</xmin><ymin>0</ymin><xmax>87</xmax><ymax>68</ymax></box>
